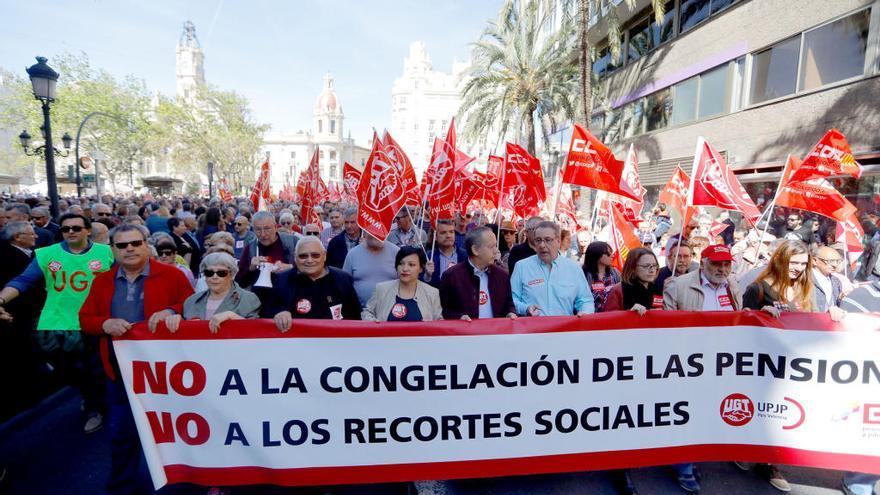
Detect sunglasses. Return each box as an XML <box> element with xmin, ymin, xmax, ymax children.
<box><xmin>234</xmin><ymin>222</ymin><xmax>245</xmax><ymax>226</ymax></box>
<box><xmin>297</xmin><ymin>252</ymin><xmax>322</xmax><ymax>260</ymax></box>
<box><xmin>97</xmin><ymin>212</ymin><xmax>112</xmax><ymax>217</ymax></box>
<box><xmin>114</xmin><ymin>240</ymin><xmax>145</xmax><ymax>249</ymax></box>
<box><xmin>60</xmin><ymin>225</ymin><xmax>85</xmax><ymax>233</ymax></box>
<box><xmin>304</xmin><ymin>231</ymin><xmax>319</xmax><ymax>236</ymax></box>
<box><xmin>203</xmin><ymin>269</ymin><xmax>230</xmax><ymax>278</ymax></box>
<box><xmin>158</xmin><ymin>249</ymin><xmax>175</xmax><ymax>256</ymax></box>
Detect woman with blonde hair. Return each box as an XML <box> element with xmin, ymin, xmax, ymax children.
<box><xmin>740</xmin><ymin>239</ymin><xmax>843</xmax><ymax>492</ymax></box>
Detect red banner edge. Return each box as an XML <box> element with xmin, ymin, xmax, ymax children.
<box><xmin>163</xmin><ymin>444</ymin><xmax>879</xmax><ymax>487</ymax></box>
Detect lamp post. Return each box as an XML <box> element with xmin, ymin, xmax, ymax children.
<box><xmin>207</xmin><ymin>161</ymin><xmax>214</xmax><ymax>198</ymax></box>
<box><xmin>19</xmin><ymin>57</ymin><xmax>70</xmax><ymax>220</ymax></box>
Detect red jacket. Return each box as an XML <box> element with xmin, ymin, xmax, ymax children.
<box><xmin>80</xmin><ymin>259</ymin><xmax>194</xmax><ymax>379</ymax></box>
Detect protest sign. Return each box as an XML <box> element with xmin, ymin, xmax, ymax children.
<box><xmin>113</xmin><ymin>312</ymin><xmax>880</xmax><ymax>489</ymax></box>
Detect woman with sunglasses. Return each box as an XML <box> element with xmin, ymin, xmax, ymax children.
<box><xmin>362</xmin><ymin>246</ymin><xmax>442</xmax><ymax>322</ymax></box>
<box><xmin>164</xmin><ymin>252</ymin><xmax>260</xmax><ymax>333</ymax></box>
<box><xmin>582</xmin><ymin>241</ymin><xmax>621</xmax><ymax>312</ymax></box>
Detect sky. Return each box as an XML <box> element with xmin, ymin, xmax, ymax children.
<box><xmin>0</xmin><ymin>0</ymin><xmax>502</xmax><ymax>146</ymax></box>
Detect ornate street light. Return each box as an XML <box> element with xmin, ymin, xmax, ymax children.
<box><xmin>19</xmin><ymin>56</ymin><xmax>71</xmax><ymax>220</ymax></box>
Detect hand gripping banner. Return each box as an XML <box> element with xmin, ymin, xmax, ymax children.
<box><xmin>112</xmin><ymin>312</ymin><xmax>880</xmax><ymax>489</ymax></box>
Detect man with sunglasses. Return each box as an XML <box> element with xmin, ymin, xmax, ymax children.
<box><xmin>264</xmin><ymin>236</ymin><xmax>361</xmax><ymax>326</ymax></box>
<box><xmin>506</xmin><ymin>216</ymin><xmax>542</xmax><ymax>276</ymax></box>
<box><xmin>80</xmin><ymin>223</ymin><xmax>194</xmax><ymax>495</ymax></box>
<box><xmin>0</xmin><ymin>213</ymin><xmax>114</xmax><ymax>434</ymax></box>
<box><xmin>231</xmin><ymin>215</ymin><xmax>256</xmax><ymax>259</ymax></box>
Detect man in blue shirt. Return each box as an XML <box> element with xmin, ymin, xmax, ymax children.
<box><xmin>511</xmin><ymin>221</ymin><xmax>594</xmax><ymax>316</ymax></box>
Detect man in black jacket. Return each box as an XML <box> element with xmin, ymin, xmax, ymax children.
<box><xmin>506</xmin><ymin>216</ymin><xmax>541</xmax><ymax>275</ymax></box>
<box><xmin>440</xmin><ymin>227</ymin><xmax>516</xmax><ymax>320</ymax></box>
<box><xmin>327</xmin><ymin>207</ymin><xmax>361</xmax><ymax>269</ymax></box>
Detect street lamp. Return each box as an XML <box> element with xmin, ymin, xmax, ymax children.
<box><xmin>19</xmin><ymin>56</ymin><xmax>70</xmax><ymax>220</ymax></box>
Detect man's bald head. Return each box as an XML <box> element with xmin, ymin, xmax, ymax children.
<box><xmin>295</xmin><ymin>236</ymin><xmax>326</xmax><ymax>255</ymax></box>
<box><xmin>813</xmin><ymin>246</ymin><xmax>842</xmax><ymax>276</ymax></box>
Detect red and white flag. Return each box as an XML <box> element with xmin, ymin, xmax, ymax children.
<box><xmin>249</xmin><ymin>158</ymin><xmax>271</xmax><ymax>211</ymax></box>
<box><xmin>356</xmin><ymin>135</ymin><xmax>407</xmax><ymax>241</ymax></box>
<box><xmin>616</xmin><ymin>143</ymin><xmax>646</xmax><ymax>214</ymax></box>
<box><xmin>218</xmin><ymin>178</ymin><xmax>233</xmax><ymax>202</ymax></box>
<box><xmin>688</xmin><ymin>137</ymin><xmax>761</xmax><ymax>225</ymax></box>
<box><xmin>775</xmin><ymin>155</ymin><xmax>857</xmax><ymax>222</ymax></box>
<box><xmin>382</xmin><ymin>132</ymin><xmax>422</xmax><ymax>206</ymax></box>
<box><xmin>299</xmin><ymin>148</ymin><xmax>329</xmax><ymax>226</ymax></box>
<box><xmin>836</xmin><ymin>213</ymin><xmax>864</xmax><ymax>269</ymax></box>
<box><xmin>342</xmin><ymin>162</ymin><xmax>361</xmax><ymax>202</ymax></box>
<box><xmin>659</xmin><ymin>165</ymin><xmax>690</xmax><ymax>217</ymax></box>
<box><xmin>562</xmin><ymin>123</ymin><xmax>639</xmax><ymax>202</ymax></box>
<box><xmin>788</xmin><ymin>129</ymin><xmax>862</xmax><ymax>184</ymax></box>
<box><xmin>425</xmin><ymin>120</ymin><xmax>465</xmax><ymax>224</ymax></box>
<box><xmin>608</xmin><ymin>202</ymin><xmax>643</xmax><ymax>271</ymax></box>
<box><xmin>504</xmin><ymin>142</ymin><xmax>545</xmax><ymax>219</ymax></box>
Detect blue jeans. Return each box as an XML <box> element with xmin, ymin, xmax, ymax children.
<box><xmin>844</xmin><ymin>472</ymin><xmax>879</xmax><ymax>495</ymax></box>
<box><xmin>107</xmin><ymin>377</ymin><xmax>155</xmax><ymax>495</ymax></box>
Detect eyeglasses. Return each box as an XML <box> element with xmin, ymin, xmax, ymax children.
<box><xmin>281</xmin><ymin>221</ymin><xmax>294</xmax><ymax>225</ymax></box>
<box><xmin>158</xmin><ymin>249</ymin><xmax>175</xmax><ymax>256</ymax></box>
<box><xmin>114</xmin><ymin>240</ymin><xmax>145</xmax><ymax>249</ymax></box>
<box><xmin>637</xmin><ymin>263</ymin><xmax>660</xmax><ymax>270</ymax></box>
<box><xmin>297</xmin><ymin>252</ymin><xmax>322</xmax><ymax>260</ymax></box>
<box><xmin>60</xmin><ymin>225</ymin><xmax>85</xmax><ymax>233</ymax></box>
<box><xmin>234</xmin><ymin>222</ymin><xmax>245</xmax><ymax>226</ymax></box>
<box><xmin>203</xmin><ymin>269</ymin><xmax>230</xmax><ymax>278</ymax></box>
<box><xmin>534</xmin><ymin>237</ymin><xmax>557</xmax><ymax>245</ymax></box>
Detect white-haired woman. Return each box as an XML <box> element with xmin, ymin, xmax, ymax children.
<box><xmin>165</xmin><ymin>252</ymin><xmax>261</xmax><ymax>333</ymax></box>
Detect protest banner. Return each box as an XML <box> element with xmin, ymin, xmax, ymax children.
<box><xmin>113</xmin><ymin>312</ymin><xmax>880</xmax><ymax>489</ymax></box>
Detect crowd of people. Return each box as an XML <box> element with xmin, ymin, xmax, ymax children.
<box><xmin>0</xmin><ymin>192</ymin><xmax>877</xmax><ymax>495</ymax></box>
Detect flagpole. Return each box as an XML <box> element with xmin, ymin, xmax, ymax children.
<box><xmin>404</xmin><ymin>204</ymin><xmax>429</xmax><ymax>259</ymax></box>
<box><xmin>843</xmin><ymin>240</ymin><xmax>850</xmax><ymax>280</ymax></box>
<box><xmin>494</xmin><ymin>158</ymin><xmax>508</xmax><ymax>250</ymax></box>
<box><xmin>749</xmin><ymin>157</ymin><xmax>790</xmax><ymax>269</ymax></box>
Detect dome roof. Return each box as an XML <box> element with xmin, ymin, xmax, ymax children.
<box><xmin>314</xmin><ymin>73</ymin><xmax>340</xmax><ymax>113</ymax></box>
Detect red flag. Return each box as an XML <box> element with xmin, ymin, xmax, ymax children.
<box><xmin>788</xmin><ymin>129</ymin><xmax>862</xmax><ymax>184</ymax></box>
<box><xmin>425</xmin><ymin>122</ymin><xmax>461</xmax><ymax>223</ymax></box>
<box><xmin>342</xmin><ymin>162</ymin><xmax>361</xmax><ymax>202</ymax></box>
<box><xmin>659</xmin><ymin>166</ymin><xmax>690</xmax><ymax>216</ymax></box>
<box><xmin>616</xmin><ymin>143</ymin><xmax>646</xmax><ymax>214</ymax></box>
<box><xmin>249</xmin><ymin>158</ymin><xmax>270</xmax><ymax>211</ymax></box>
<box><xmin>300</xmin><ymin>148</ymin><xmax>329</xmax><ymax>225</ymax></box>
<box><xmin>502</xmin><ymin>142</ymin><xmax>545</xmax><ymax>219</ymax></box>
<box><xmin>356</xmin><ymin>135</ymin><xmax>407</xmax><ymax>241</ymax></box>
<box><xmin>562</xmin><ymin>123</ymin><xmax>639</xmax><ymax>202</ymax></box>
<box><xmin>688</xmin><ymin>137</ymin><xmax>761</xmax><ymax>225</ymax></box>
<box><xmin>608</xmin><ymin>203</ymin><xmax>643</xmax><ymax>271</ymax></box>
<box><xmin>775</xmin><ymin>155</ymin><xmax>857</xmax><ymax>222</ymax></box>
<box><xmin>836</xmin><ymin>213</ymin><xmax>864</xmax><ymax>268</ymax></box>
<box><xmin>709</xmin><ymin>220</ymin><xmax>728</xmax><ymax>239</ymax></box>
<box><xmin>382</xmin><ymin>132</ymin><xmax>422</xmax><ymax>206</ymax></box>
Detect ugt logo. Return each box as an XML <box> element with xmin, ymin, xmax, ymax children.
<box><xmin>720</xmin><ymin>393</ymin><xmax>754</xmax><ymax>426</ymax></box>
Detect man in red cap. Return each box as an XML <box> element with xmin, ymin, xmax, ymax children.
<box><xmin>663</xmin><ymin>244</ymin><xmax>742</xmax><ymax>311</ymax></box>
<box><xmin>662</xmin><ymin>243</ymin><xmax>742</xmax><ymax>493</ymax></box>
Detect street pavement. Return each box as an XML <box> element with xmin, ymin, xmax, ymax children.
<box><xmin>0</xmin><ymin>388</ymin><xmax>868</xmax><ymax>495</ymax></box>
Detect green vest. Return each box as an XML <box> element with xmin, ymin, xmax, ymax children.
<box><xmin>35</xmin><ymin>242</ymin><xmax>114</xmax><ymax>331</ymax></box>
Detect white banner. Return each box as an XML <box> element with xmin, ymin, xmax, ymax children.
<box><xmin>111</xmin><ymin>311</ymin><xmax>880</xmax><ymax>488</ymax></box>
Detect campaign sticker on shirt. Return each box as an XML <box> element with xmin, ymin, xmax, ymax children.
<box><xmin>446</xmin><ymin>261</ymin><xmax>456</xmax><ymax>270</ymax></box>
<box><xmin>48</xmin><ymin>261</ymin><xmax>62</xmax><ymax>273</ymax></box>
<box><xmin>718</xmin><ymin>294</ymin><xmax>732</xmax><ymax>307</ymax></box>
<box><xmin>527</xmin><ymin>278</ymin><xmax>545</xmax><ymax>287</ymax></box>
<box><xmin>88</xmin><ymin>260</ymin><xmax>103</xmax><ymax>271</ymax></box>
<box><xmin>479</xmin><ymin>291</ymin><xmax>489</xmax><ymax>306</ymax></box>
<box><xmin>591</xmin><ymin>282</ymin><xmax>605</xmax><ymax>293</ymax></box>
<box><xmin>235</xmin><ymin>240</ymin><xmax>244</xmax><ymax>249</ymax></box>
<box><xmin>391</xmin><ymin>303</ymin><xmax>408</xmax><ymax>319</ymax></box>
<box><xmin>296</xmin><ymin>299</ymin><xmax>312</xmax><ymax>314</ymax></box>
<box><xmin>652</xmin><ymin>295</ymin><xmax>664</xmax><ymax>309</ymax></box>
<box><xmin>329</xmin><ymin>304</ymin><xmax>343</xmax><ymax>320</ymax></box>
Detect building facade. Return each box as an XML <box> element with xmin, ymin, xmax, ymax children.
<box><xmin>587</xmin><ymin>0</ymin><xmax>880</xmax><ymax>216</ymax></box>
<box><xmin>261</xmin><ymin>73</ymin><xmax>371</xmax><ymax>192</ymax></box>
<box><xmin>391</xmin><ymin>42</ymin><xmax>472</xmax><ymax>178</ymax></box>
<box><xmin>176</xmin><ymin>20</ymin><xmax>206</xmax><ymax>102</ymax></box>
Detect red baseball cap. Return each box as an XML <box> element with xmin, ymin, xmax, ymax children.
<box><xmin>702</xmin><ymin>244</ymin><xmax>733</xmax><ymax>262</ymax></box>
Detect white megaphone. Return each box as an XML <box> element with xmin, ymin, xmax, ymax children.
<box><xmin>254</xmin><ymin>263</ymin><xmax>274</xmax><ymax>288</ymax></box>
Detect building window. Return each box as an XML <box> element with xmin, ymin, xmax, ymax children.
<box><xmin>330</xmin><ymin>164</ymin><xmax>337</xmax><ymax>178</ymax></box>
<box><xmin>593</xmin><ymin>45</ymin><xmax>622</xmax><ymax>77</ymax></box>
<box><xmin>749</xmin><ymin>36</ymin><xmax>800</xmax><ymax>105</ymax></box>
<box><xmin>710</xmin><ymin>0</ymin><xmax>736</xmax><ymax>15</ymax></box>
<box><xmin>698</xmin><ymin>64</ymin><xmax>729</xmax><ymax>118</ymax></box>
<box><xmin>651</xmin><ymin>1</ymin><xmax>676</xmax><ymax>47</ymax></box>
<box><xmin>429</xmin><ymin>119</ymin><xmax>435</xmax><ymax>131</ymax></box>
<box><xmin>400</xmin><ymin>96</ymin><xmax>406</xmax><ymax>104</ymax></box>
<box><xmin>679</xmin><ymin>0</ymin><xmax>710</xmax><ymax>33</ymax></box>
<box><xmin>799</xmin><ymin>8</ymin><xmax>870</xmax><ymax>91</ymax></box>
<box><xmin>441</xmin><ymin>120</ymin><xmax>448</xmax><ymax>131</ymax></box>
<box><xmin>290</xmin><ymin>151</ymin><xmax>296</xmax><ymax>159</ymax></box>
<box><xmin>671</xmin><ymin>77</ymin><xmax>698</xmax><ymax>125</ymax></box>
<box><xmin>330</xmin><ymin>119</ymin><xmax>336</xmax><ymax>134</ymax></box>
<box><xmin>330</xmin><ymin>150</ymin><xmax>337</xmax><ymax>160</ymax></box>
<box><xmin>627</xmin><ymin>17</ymin><xmax>652</xmax><ymax>62</ymax></box>
<box><xmin>414</xmin><ymin>122</ymin><xmax>419</xmax><ymax>131</ymax></box>
<box><xmin>590</xmin><ymin>112</ymin><xmax>605</xmax><ymax>137</ymax></box>
<box><xmin>646</xmin><ymin>88</ymin><xmax>671</xmax><ymax>131</ymax></box>
<box><xmin>603</xmin><ymin>108</ymin><xmax>621</xmax><ymax>142</ymax></box>
<box><xmin>320</xmin><ymin>150</ymin><xmax>325</xmax><ymax>159</ymax></box>
<box><xmin>318</xmin><ymin>120</ymin><xmax>323</xmax><ymax>133</ymax></box>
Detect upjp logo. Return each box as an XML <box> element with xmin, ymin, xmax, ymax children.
<box><xmin>48</xmin><ymin>261</ymin><xmax>62</xmax><ymax>273</ymax></box>
<box><xmin>720</xmin><ymin>393</ymin><xmax>754</xmax><ymax>426</ymax></box>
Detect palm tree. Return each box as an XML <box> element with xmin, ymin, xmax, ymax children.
<box><xmin>458</xmin><ymin>0</ymin><xmax>579</xmax><ymax>157</ymax></box>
